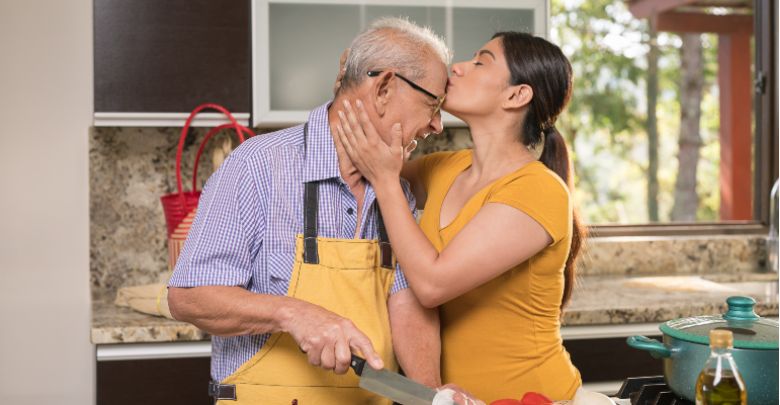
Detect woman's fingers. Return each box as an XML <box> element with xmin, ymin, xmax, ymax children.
<box><xmin>343</xmin><ymin>99</ymin><xmax>378</xmax><ymax>146</ymax></box>
<box><xmin>354</xmin><ymin>99</ymin><xmax>381</xmax><ymax>143</ymax></box>
<box><xmin>335</xmin><ymin>99</ymin><xmax>404</xmax><ymax>183</ymax></box>
<box><xmin>341</xmin><ymin>100</ymin><xmax>364</xmax><ymax>143</ymax></box>
<box><xmin>334</xmin><ymin>119</ymin><xmax>355</xmax><ymax>158</ymax></box>
<box><xmin>337</xmin><ymin>111</ymin><xmax>361</xmax><ymax>153</ymax></box>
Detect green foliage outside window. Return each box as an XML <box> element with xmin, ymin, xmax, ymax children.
<box><xmin>551</xmin><ymin>0</ymin><xmax>729</xmax><ymax>224</ymax></box>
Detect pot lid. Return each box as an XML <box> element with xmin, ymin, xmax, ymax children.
<box><xmin>659</xmin><ymin>296</ymin><xmax>778</xmax><ymax>350</ymax></box>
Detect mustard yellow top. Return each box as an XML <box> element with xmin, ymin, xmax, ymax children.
<box><xmin>416</xmin><ymin>150</ymin><xmax>581</xmax><ymax>402</ymax></box>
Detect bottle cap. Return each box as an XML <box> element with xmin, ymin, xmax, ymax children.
<box><xmin>709</xmin><ymin>329</ymin><xmax>734</xmax><ymax>349</ymax></box>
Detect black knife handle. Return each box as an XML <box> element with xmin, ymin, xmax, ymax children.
<box><xmin>350</xmin><ymin>354</ymin><xmax>366</xmax><ymax>376</ymax></box>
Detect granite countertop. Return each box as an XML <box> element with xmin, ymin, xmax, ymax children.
<box><xmin>91</xmin><ymin>272</ymin><xmax>779</xmax><ymax>345</ymax></box>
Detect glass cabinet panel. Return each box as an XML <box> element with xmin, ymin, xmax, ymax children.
<box><xmin>254</xmin><ymin>0</ymin><xmax>548</xmax><ymax>127</ymax></box>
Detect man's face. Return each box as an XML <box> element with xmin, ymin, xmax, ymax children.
<box><xmin>370</xmin><ymin>56</ymin><xmax>448</xmax><ymax>152</ymax></box>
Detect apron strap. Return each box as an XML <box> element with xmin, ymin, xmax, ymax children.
<box><xmin>376</xmin><ymin>208</ymin><xmax>393</xmax><ymax>269</ymax></box>
<box><xmin>303</xmin><ymin>181</ymin><xmax>319</xmax><ymax>265</ymax></box>
<box><xmin>302</xmin><ymin>122</ymin><xmax>320</xmax><ymax>265</ymax></box>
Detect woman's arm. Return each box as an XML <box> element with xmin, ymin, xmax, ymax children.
<box><xmin>373</xmin><ymin>183</ymin><xmax>550</xmax><ymax>307</ymax></box>
<box><xmin>335</xmin><ymin>100</ymin><xmax>552</xmax><ymax>307</ymax></box>
<box><xmin>400</xmin><ymin>159</ymin><xmax>428</xmax><ymax>210</ymax></box>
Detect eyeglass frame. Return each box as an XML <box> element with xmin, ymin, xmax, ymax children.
<box><xmin>366</xmin><ymin>70</ymin><xmax>446</xmax><ymax>121</ymax></box>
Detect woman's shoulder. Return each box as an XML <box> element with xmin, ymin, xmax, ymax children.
<box><xmin>490</xmin><ymin>161</ymin><xmax>570</xmax><ymax>205</ymax></box>
<box><xmin>488</xmin><ymin>161</ymin><xmax>572</xmax><ymax>243</ymax></box>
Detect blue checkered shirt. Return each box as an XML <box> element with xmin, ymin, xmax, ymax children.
<box><xmin>169</xmin><ymin>102</ymin><xmax>415</xmax><ymax>381</ymax></box>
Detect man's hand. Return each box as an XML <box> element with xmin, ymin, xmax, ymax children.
<box><xmin>283</xmin><ymin>300</ymin><xmax>384</xmax><ymax>374</ymax></box>
<box><xmin>169</xmin><ymin>286</ymin><xmax>384</xmax><ymax>375</ymax></box>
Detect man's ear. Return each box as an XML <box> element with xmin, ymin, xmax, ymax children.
<box><xmin>371</xmin><ymin>71</ymin><xmax>395</xmax><ymax>117</ymax></box>
<box><xmin>502</xmin><ymin>84</ymin><xmax>533</xmax><ymax>110</ymax></box>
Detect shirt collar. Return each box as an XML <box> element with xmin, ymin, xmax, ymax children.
<box><xmin>302</xmin><ymin>101</ymin><xmax>342</xmax><ymax>183</ymax></box>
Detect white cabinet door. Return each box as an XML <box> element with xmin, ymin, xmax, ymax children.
<box><xmin>253</xmin><ymin>0</ymin><xmax>548</xmax><ymax>127</ymax></box>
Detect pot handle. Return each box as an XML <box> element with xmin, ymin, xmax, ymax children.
<box><xmin>626</xmin><ymin>336</ymin><xmax>672</xmax><ymax>359</ymax></box>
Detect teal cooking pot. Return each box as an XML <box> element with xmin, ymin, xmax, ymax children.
<box><xmin>627</xmin><ymin>296</ymin><xmax>778</xmax><ymax>404</ymax></box>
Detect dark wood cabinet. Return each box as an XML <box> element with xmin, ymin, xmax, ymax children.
<box><xmin>564</xmin><ymin>336</ymin><xmax>664</xmax><ymax>384</ymax></box>
<box><xmin>97</xmin><ymin>357</ymin><xmax>211</xmax><ymax>405</ymax></box>
<box><xmin>94</xmin><ymin>0</ymin><xmax>251</xmax><ymax>123</ymax></box>
<box><xmin>95</xmin><ymin>336</ymin><xmax>662</xmax><ymax>404</ymax></box>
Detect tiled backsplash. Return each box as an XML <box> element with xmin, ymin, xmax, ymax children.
<box><xmin>89</xmin><ymin>126</ymin><xmax>767</xmax><ymax>295</ymax></box>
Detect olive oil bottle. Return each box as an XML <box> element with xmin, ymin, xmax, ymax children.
<box><xmin>695</xmin><ymin>329</ymin><xmax>747</xmax><ymax>405</ymax></box>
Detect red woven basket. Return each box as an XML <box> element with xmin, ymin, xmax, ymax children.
<box><xmin>160</xmin><ymin>103</ymin><xmax>253</xmax><ymax>269</ymax></box>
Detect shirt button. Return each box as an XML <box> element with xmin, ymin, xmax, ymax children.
<box><xmin>346</xmin><ymin>208</ymin><xmax>354</xmax><ymax>215</ymax></box>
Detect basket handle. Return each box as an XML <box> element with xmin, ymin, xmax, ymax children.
<box><xmin>191</xmin><ymin>124</ymin><xmax>255</xmax><ymax>191</ymax></box>
<box><xmin>175</xmin><ymin>103</ymin><xmax>251</xmax><ymax>196</ymax></box>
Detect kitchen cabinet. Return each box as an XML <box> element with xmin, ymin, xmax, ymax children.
<box><xmin>93</xmin><ymin>0</ymin><xmax>252</xmax><ymax>126</ymax></box>
<box><xmin>97</xmin><ymin>357</ymin><xmax>211</xmax><ymax>405</ymax></box>
<box><xmin>93</xmin><ymin>0</ymin><xmax>547</xmax><ymax>127</ymax></box>
<box><xmin>564</xmin><ymin>337</ymin><xmax>663</xmax><ymax>384</ymax></box>
<box><xmin>94</xmin><ymin>334</ymin><xmax>663</xmax><ymax>403</ymax></box>
<box><xmin>253</xmin><ymin>0</ymin><xmax>548</xmax><ymax>127</ymax></box>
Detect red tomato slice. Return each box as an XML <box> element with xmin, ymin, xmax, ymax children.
<box><xmin>489</xmin><ymin>391</ymin><xmax>553</xmax><ymax>405</ymax></box>
<box><xmin>519</xmin><ymin>392</ymin><xmax>554</xmax><ymax>405</ymax></box>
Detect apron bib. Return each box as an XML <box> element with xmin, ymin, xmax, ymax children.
<box><xmin>216</xmin><ymin>177</ymin><xmax>398</xmax><ymax>404</ymax></box>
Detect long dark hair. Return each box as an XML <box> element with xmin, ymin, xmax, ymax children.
<box><xmin>493</xmin><ymin>31</ymin><xmax>585</xmax><ymax>310</ymax></box>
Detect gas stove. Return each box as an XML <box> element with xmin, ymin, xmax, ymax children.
<box><xmin>615</xmin><ymin>376</ymin><xmax>694</xmax><ymax>405</ymax></box>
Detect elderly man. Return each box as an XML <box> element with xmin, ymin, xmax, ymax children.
<box><xmin>167</xmin><ymin>17</ymin><xmax>450</xmax><ymax>404</ymax></box>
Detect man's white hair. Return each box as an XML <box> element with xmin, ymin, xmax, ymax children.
<box><xmin>340</xmin><ymin>16</ymin><xmax>451</xmax><ymax>89</ymax></box>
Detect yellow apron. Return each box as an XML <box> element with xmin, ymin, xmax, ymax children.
<box><xmin>215</xmin><ymin>180</ymin><xmax>398</xmax><ymax>404</ymax></box>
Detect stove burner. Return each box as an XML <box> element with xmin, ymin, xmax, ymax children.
<box><xmin>616</xmin><ymin>376</ymin><xmax>694</xmax><ymax>405</ymax></box>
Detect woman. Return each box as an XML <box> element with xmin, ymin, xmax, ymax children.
<box><xmin>334</xmin><ymin>32</ymin><xmax>584</xmax><ymax>402</ymax></box>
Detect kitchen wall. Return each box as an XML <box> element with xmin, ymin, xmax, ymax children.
<box><xmin>0</xmin><ymin>1</ymin><xmax>94</xmax><ymax>404</ymax></box>
<box><xmin>88</xmin><ymin>125</ymin><xmax>475</xmax><ymax>294</ymax></box>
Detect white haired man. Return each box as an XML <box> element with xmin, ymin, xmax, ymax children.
<box><xmin>167</xmin><ymin>17</ymin><xmax>450</xmax><ymax>404</ymax></box>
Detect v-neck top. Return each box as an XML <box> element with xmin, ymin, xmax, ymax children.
<box><xmin>415</xmin><ymin>149</ymin><xmax>581</xmax><ymax>401</ymax></box>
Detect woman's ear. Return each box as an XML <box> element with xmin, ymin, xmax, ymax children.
<box><xmin>503</xmin><ymin>84</ymin><xmax>533</xmax><ymax>110</ymax></box>
<box><xmin>372</xmin><ymin>71</ymin><xmax>395</xmax><ymax>117</ymax></box>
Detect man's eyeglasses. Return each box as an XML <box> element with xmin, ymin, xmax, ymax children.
<box><xmin>367</xmin><ymin>70</ymin><xmax>446</xmax><ymax>120</ymax></box>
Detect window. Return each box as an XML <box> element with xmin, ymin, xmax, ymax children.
<box><xmin>549</xmin><ymin>0</ymin><xmax>776</xmax><ymax>232</ymax></box>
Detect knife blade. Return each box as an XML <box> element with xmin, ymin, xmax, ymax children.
<box><xmin>350</xmin><ymin>354</ymin><xmax>437</xmax><ymax>405</ymax></box>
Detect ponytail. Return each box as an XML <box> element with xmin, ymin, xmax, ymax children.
<box><xmin>493</xmin><ymin>31</ymin><xmax>583</xmax><ymax>311</ymax></box>
<box><xmin>539</xmin><ymin>127</ymin><xmax>585</xmax><ymax>310</ymax></box>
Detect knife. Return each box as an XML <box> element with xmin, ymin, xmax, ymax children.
<box><xmin>350</xmin><ymin>354</ymin><xmax>437</xmax><ymax>405</ymax></box>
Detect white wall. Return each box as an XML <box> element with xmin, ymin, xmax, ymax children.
<box><xmin>0</xmin><ymin>0</ymin><xmax>94</xmax><ymax>403</ymax></box>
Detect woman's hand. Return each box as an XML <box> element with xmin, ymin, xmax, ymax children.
<box><xmin>334</xmin><ymin>99</ymin><xmax>407</xmax><ymax>189</ymax></box>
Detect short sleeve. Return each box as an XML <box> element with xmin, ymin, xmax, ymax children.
<box><xmin>487</xmin><ymin>168</ymin><xmax>571</xmax><ymax>244</ymax></box>
<box><xmin>415</xmin><ymin>151</ymin><xmax>453</xmax><ymax>192</ymax></box>
<box><xmin>389</xmin><ymin>178</ymin><xmax>417</xmax><ymax>295</ymax></box>
<box><xmin>168</xmin><ymin>153</ymin><xmax>264</xmax><ymax>288</ymax></box>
